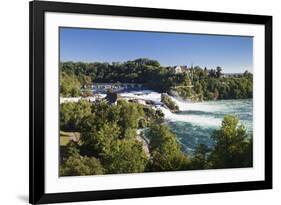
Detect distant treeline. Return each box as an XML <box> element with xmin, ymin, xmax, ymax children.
<box><xmin>60</xmin><ymin>58</ymin><xmax>253</xmax><ymax>100</ymax></box>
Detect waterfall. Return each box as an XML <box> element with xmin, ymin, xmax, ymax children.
<box><xmin>120</xmin><ymin>90</ymin><xmax>221</xmax><ymax>127</ymax></box>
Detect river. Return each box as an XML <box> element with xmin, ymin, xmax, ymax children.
<box><xmin>120</xmin><ymin>90</ymin><xmax>253</xmax><ymax>154</ymax></box>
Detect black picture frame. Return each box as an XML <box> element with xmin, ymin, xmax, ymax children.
<box><xmin>29</xmin><ymin>0</ymin><xmax>272</xmax><ymax>204</ymax></box>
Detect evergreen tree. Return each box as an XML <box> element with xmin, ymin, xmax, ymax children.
<box><xmin>190</xmin><ymin>144</ymin><xmax>210</xmax><ymax>169</ymax></box>
<box><xmin>208</xmin><ymin>115</ymin><xmax>253</xmax><ymax>168</ymax></box>
<box><xmin>148</xmin><ymin>124</ymin><xmax>190</xmax><ymax>171</ymax></box>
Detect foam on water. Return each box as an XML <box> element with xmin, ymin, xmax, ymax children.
<box><xmin>119</xmin><ymin>90</ymin><xmax>253</xmax><ymax>153</ymax></box>
<box><xmin>61</xmin><ymin>90</ymin><xmax>252</xmax><ymax>154</ymax></box>
<box><xmin>169</xmin><ymin>96</ymin><xmax>224</xmax><ymax>112</ymax></box>
<box><xmin>120</xmin><ymin>90</ymin><xmax>161</xmax><ymax>102</ymax></box>
<box><xmin>120</xmin><ymin>90</ymin><xmax>225</xmax><ymax>127</ymax></box>
<box><xmin>158</xmin><ymin>106</ymin><xmax>221</xmax><ymax>128</ymax></box>
<box><xmin>121</xmin><ymin>90</ymin><xmax>224</xmax><ymax>113</ymax></box>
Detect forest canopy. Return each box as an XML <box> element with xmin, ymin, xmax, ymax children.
<box><xmin>60</xmin><ymin>58</ymin><xmax>253</xmax><ymax>100</ymax></box>
<box><xmin>60</xmin><ymin>100</ymin><xmax>253</xmax><ymax>176</ymax></box>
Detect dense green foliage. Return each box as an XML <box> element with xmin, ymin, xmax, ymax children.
<box><xmin>60</xmin><ymin>59</ymin><xmax>253</xmax><ymax>100</ymax></box>
<box><xmin>189</xmin><ymin>115</ymin><xmax>253</xmax><ymax>169</ymax></box>
<box><xmin>60</xmin><ymin>155</ymin><xmax>104</xmax><ymax>176</ymax></box>
<box><xmin>102</xmin><ymin>138</ymin><xmax>148</xmax><ymax>174</ymax></box>
<box><xmin>161</xmin><ymin>93</ymin><xmax>179</xmax><ymax>112</ymax></box>
<box><xmin>60</xmin><ymin>98</ymin><xmax>253</xmax><ymax>175</ymax></box>
<box><xmin>189</xmin><ymin>144</ymin><xmax>210</xmax><ymax>170</ymax></box>
<box><xmin>208</xmin><ymin>115</ymin><xmax>253</xmax><ymax>168</ymax></box>
<box><xmin>147</xmin><ymin>124</ymin><xmax>190</xmax><ymax>171</ymax></box>
<box><xmin>60</xmin><ymin>72</ymin><xmax>81</xmax><ymax>97</ymax></box>
<box><xmin>60</xmin><ymin>100</ymin><xmax>165</xmax><ymax>175</ymax></box>
<box><xmin>60</xmin><ymin>100</ymin><xmax>92</xmax><ymax>131</ymax></box>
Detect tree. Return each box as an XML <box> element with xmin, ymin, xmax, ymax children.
<box><xmin>60</xmin><ymin>141</ymin><xmax>104</xmax><ymax>176</ymax></box>
<box><xmin>70</xmin><ymin>100</ymin><xmax>150</xmax><ymax>175</ymax></box>
<box><xmin>142</xmin><ymin>106</ymin><xmax>165</xmax><ymax>124</ymax></box>
<box><xmin>161</xmin><ymin>93</ymin><xmax>179</xmax><ymax>112</ymax></box>
<box><xmin>182</xmin><ymin>72</ymin><xmax>191</xmax><ymax>86</ymax></box>
<box><xmin>208</xmin><ymin>115</ymin><xmax>253</xmax><ymax>168</ymax></box>
<box><xmin>60</xmin><ymin>156</ymin><xmax>104</xmax><ymax>176</ymax></box>
<box><xmin>215</xmin><ymin>66</ymin><xmax>222</xmax><ymax>78</ymax></box>
<box><xmin>80</xmin><ymin>122</ymin><xmax>121</xmax><ymax>157</ymax></box>
<box><xmin>117</xmin><ymin>100</ymin><xmax>144</xmax><ymax>138</ymax></box>
<box><xmin>60</xmin><ymin>72</ymin><xmax>81</xmax><ymax>97</ymax></box>
<box><xmin>194</xmin><ymin>81</ymin><xmax>203</xmax><ymax>95</ymax></box>
<box><xmin>80</xmin><ymin>74</ymin><xmax>92</xmax><ymax>86</ymax></box>
<box><xmin>208</xmin><ymin>69</ymin><xmax>216</xmax><ymax>78</ymax></box>
<box><xmin>60</xmin><ymin>100</ymin><xmax>92</xmax><ymax>131</ymax></box>
<box><xmin>103</xmin><ymin>139</ymin><xmax>148</xmax><ymax>174</ymax></box>
<box><xmin>134</xmin><ymin>58</ymin><xmax>160</xmax><ymax>67</ymax></box>
<box><xmin>147</xmin><ymin>124</ymin><xmax>190</xmax><ymax>171</ymax></box>
<box><xmin>190</xmin><ymin>144</ymin><xmax>210</xmax><ymax>169</ymax></box>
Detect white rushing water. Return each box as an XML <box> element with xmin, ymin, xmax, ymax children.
<box><xmin>61</xmin><ymin>90</ymin><xmax>252</xmax><ymax>131</ymax></box>
<box><xmin>61</xmin><ymin>89</ymin><xmax>253</xmax><ymax>153</ymax></box>
<box><xmin>120</xmin><ymin>90</ymin><xmax>222</xmax><ymax>128</ymax></box>
<box><xmin>120</xmin><ymin>90</ymin><xmax>253</xmax><ymax>153</ymax></box>
<box><xmin>120</xmin><ymin>90</ymin><xmax>161</xmax><ymax>102</ymax></box>
<box><xmin>170</xmin><ymin>97</ymin><xmax>225</xmax><ymax>112</ymax></box>
<box><xmin>157</xmin><ymin>106</ymin><xmax>221</xmax><ymax>128</ymax></box>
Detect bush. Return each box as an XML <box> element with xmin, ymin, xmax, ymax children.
<box><xmin>60</xmin><ymin>156</ymin><xmax>104</xmax><ymax>176</ymax></box>
<box><xmin>161</xmin><ymin>93</ymin><xmax>179</xmax><ymax>112</ymax></box>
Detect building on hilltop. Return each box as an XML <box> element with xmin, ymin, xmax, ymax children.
<box><xmin>169</xmin><ymin>65</ymin><xmax>192</xmax><ymax>74</ymax></box>
<box><xmin>174</xmin><ymin>65</ymin><xmax>183</xmax><ymax>74</ymax></box>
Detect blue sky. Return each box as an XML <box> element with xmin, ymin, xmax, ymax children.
<box><xmin>60</xmin><ymin>27</ymin><xmax>253</xmax><ymax>73</ymax></box>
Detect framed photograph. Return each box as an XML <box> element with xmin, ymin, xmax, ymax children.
<box><xmin>29</xmin><ymin>0</ymin><xmax>272</xmax><ymax>204</ymax></box>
